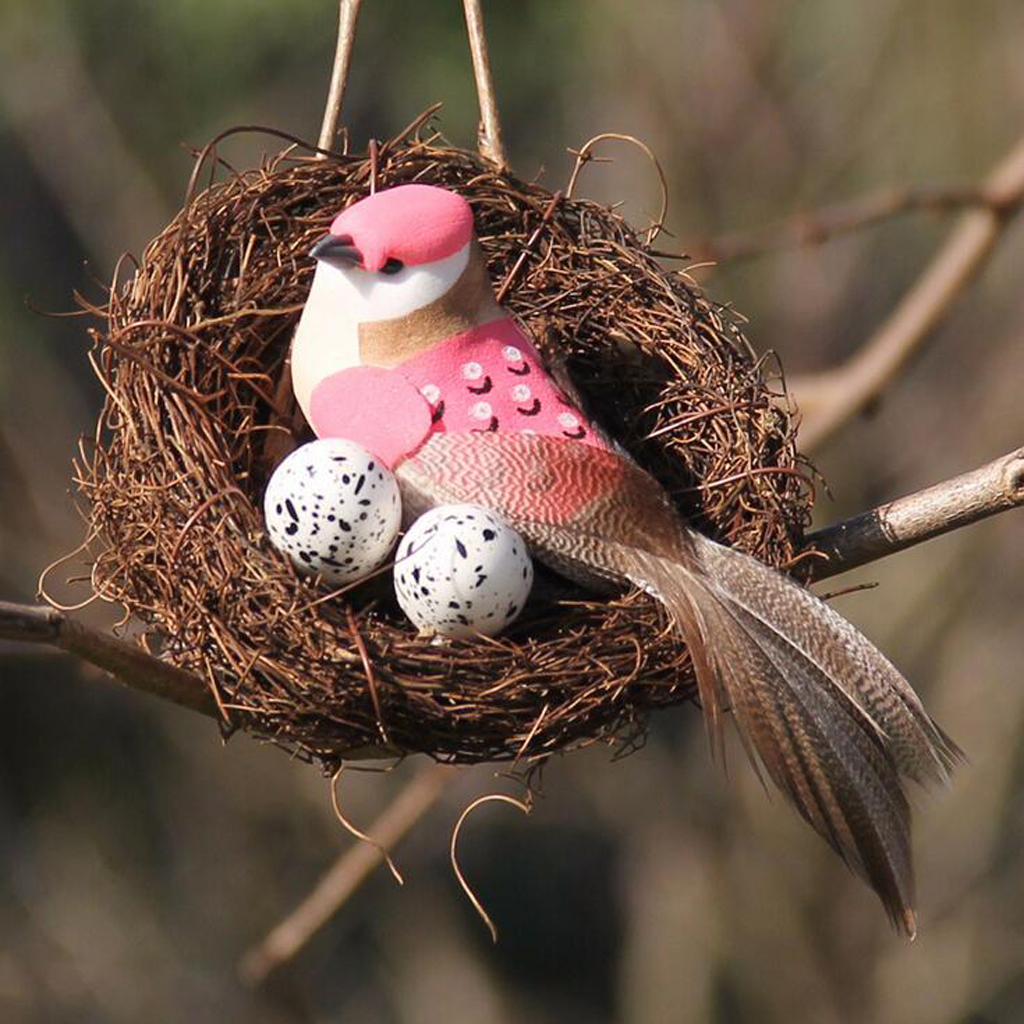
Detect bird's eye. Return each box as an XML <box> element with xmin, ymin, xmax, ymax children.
<box><xmin>380</xmin><ymin>258</ymin><xmax>404</xmax><ymax>275</ymax></box>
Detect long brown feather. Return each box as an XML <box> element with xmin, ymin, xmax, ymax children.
<box><xmin>396</xmin><ymin>432</ymin><xmax>960</xmax><ymax>933</ymax></box>
<box><xmin>629</xmin><ymin>545</ymin><xmax>920</xmax><ymax>934</ymax></box>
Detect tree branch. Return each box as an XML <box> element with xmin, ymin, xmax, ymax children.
<box><xmin>692</xmin><ymin>183</ymin><xmax>990</xmax><ymax>265</ymax></box>
<box><xmin>317</xmin><ymin>0</ymin><xmax>364</xmax><ymax>153</ymax></box>
<box><xmin>790</xmin><ymin>133</ymin><xmax>1024</xmax><ymax>451</ymax></box>
<box><xmin>462</xmin><ymin>0</ymin><xmax>508</xmax><ymax>169</ymax></box>
<box><xmin>239</xmin><ymin>762</ymin><xmax>453</xmax><ymax>985</ymax></box>
<box><xmin>802</xmin><ymin>447</ymin><xmax>1024</xmax><ymax>581</ymax></box>
<box><xmin>0</xmin><ymin>602</ymin><xmax>218</xmax><ymax>718</ymax></box>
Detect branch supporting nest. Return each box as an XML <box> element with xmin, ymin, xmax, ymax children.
<box><xmin>0</xmin><ymin>601</ymin><xmax>217</xmax><ymax>717</ymax></box>
<box><xmin>804</xmin><ymin>446</ymin><xmax>1024</xmax><ymax>580</ymax></box>
<box><xmin>4</xmin><ymin>446</ymin><xmax>1020</xmax><ymax>712</ymax></box>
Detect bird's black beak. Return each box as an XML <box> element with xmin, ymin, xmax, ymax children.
<box><xmin>310</xmin><ymin>233</ymin><xmax>363</xmax><ymax>270</ymax></box>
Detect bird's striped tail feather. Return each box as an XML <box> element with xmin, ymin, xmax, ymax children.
<box><xmin>620</xmin><ymin>533</ymin><xmax>962</xmax><ymax>936</ymax></box>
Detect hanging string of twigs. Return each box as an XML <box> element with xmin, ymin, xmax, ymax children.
<box><xmin>318</xmin><ymin>0</ymin><xmax>363</xmax><ymax>153</ymax></box>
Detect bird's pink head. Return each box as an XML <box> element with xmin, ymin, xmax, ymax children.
<box><xmin>315</xmin><ymin>184</ymin><xmax>475</xmax><ymax>273</ymax></box>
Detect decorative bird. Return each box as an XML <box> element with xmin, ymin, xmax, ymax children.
<box><xmin>291</xmin><ymin>183</ymin><xmax>960</xmax><ymax>935</ymax></box>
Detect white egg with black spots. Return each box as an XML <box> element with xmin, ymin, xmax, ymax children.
<box><xmin>264</xmin><ymin>438</ymin><xmax>401</xmax><ymax>585</ymax></box>
<box><xmin>394</xmin><ymin>504</ymin><xmax>534</xmax><ymax>638</ymax></box>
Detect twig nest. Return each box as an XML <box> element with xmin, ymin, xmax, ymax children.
<box><xmin>74</xmin><ymin>117</ymin><xmax>812</xmax><ymax>769</ymax></box>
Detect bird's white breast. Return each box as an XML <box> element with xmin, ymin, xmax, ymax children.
<box><xmin>291</xmin><ymin>245</ymin><xmax>470</xmax><ymax>420</ymax></box>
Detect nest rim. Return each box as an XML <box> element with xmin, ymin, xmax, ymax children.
<box><xmin>72</xmin><ymin>117</ymin><xmax>813</xmax><ymax>770</ymax></box>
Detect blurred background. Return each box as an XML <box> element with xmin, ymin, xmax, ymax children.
<box><xmin>1</xmin><ymin>1</ymin><xmax>1023</xmax><ymax>1021</ymax></box>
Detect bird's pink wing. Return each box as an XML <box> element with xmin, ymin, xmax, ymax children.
<box><xmin>394</xmin><ymin>430</ymin><xmax>694</xmax><ymax>570</ymax></box>
<box><xmin>308</xmin><ymin>366</ymin><xmax>433</xmax><ymax>469</ymax></box>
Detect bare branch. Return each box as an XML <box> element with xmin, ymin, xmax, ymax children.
<box><xmin>239</xmin><ymin>763</ymin><xmax>453</xmax><ymax>985</ymax></box>
<box><xmin>803</xmin><ymin>447</ymin><xmax>1024</xmax><ymax>581</ymax></box>
<box><xmin>791</xmin><ymin>134</ymin><xmax>1024</xmax><ymax>451</ymax></box>
<box><xmin>692</xmin><ymin>183</ymin><xmax>989</xmax><ymax>265</ymax></box>
<box><xmin>0</xmin><ymin>601</ymin><xmax>218</xmax><ymax>718</ymax></box>
<box><xmin>462</xmin><ymin>0</ymin><xmax>508</xmax><ymax>169</ymax></box>
<box><xmin>317</xmin><ymin>0</ymin><xmax>363</xmax><ymax>154</ymax></box>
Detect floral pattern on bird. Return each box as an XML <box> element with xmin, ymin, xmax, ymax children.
<box><xmin>397</xmin><ymin>317</ymin><xmax>610</xmax><ymax>452</ymax></box>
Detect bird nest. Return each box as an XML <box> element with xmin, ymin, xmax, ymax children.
<box><xmin>72</xmin><ymin>118</ymin><xmax>813</xmax><ymax>769</ymax></box>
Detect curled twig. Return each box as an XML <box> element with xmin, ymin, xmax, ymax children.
<box><xmin>240</xmin><ymin>763</ymin><xmax>453</xmax><ymax>985</ymax></box>
<box><xmin>450</xmin><ymin>792</ymin><xmax>531</xmax><ymax>943</ymax></box>
<box><xmin>565</xmin><ymin>133</ymin><xmax>669</xmax><ymax>245</ymax></box>
<box><xmin>330</xmin><ymin>766</ymin><xmax>404</xmax><ymax>886</ymax></box>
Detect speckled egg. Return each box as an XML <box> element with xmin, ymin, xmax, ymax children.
<box><xmin>264</xmin><ymin>439</ymin><xmax>401</xmax><ymax>585</ymax></box>
<box><xmin>394</xmin><ymin>504</ymin><xmax>534</xmax><ymax>639</ymax></box>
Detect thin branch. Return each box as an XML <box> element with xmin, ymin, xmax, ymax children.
<box><xmin>692</xmin><ymin>183</ymin><xmax>990</xmax><ymax>265</ymax></box>
<box><xmin>802</xmin><ymin>446</ymin><xmax>1024</xmax><ymax>581</ymax></box>
<box><xmin>317</xmin><ymin>0</ymin><xmax>364</xmax><ymax>153</ymax></box>
<box><xmin>239</xmin><ymin>763</ymin><xmax>453</xmax><ymax>985</ymax></box>
<box><xmin>462</xmin><ymin>0</ymin><xmax>508</xmax><ymax>169</ymax></box>
<box><xmin>791</xmin><ymin>133</ymin><xmax>1024</xmax><ymax>451</ymax></box>
<box><xmin>0</xmin><ymin>601</ymin><xmax>218</xmax><ymax>718</ymax></box>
